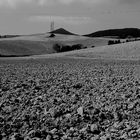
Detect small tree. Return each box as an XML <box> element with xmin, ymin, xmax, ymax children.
<box><xmin>53</xmin><ymin>43</ymin><xmax>62</xmax><ymax>52</ymax></box>
<box><xmin>61</xmin><ymin>45</ymin><xmax>71</xmax><ymax>52</ymax></box>
<box><xmin>72</xmin><ymin>44</ymin><xmax>83</xmax><ymax>50</ymax></box>
<box><xmin>108</xmin><ymin>40</ymin><xmax>114</xmax><ymax>45</ymax></box>
<box><xmin>83</xmin><ymin>46</ymin><xmax>87</xmax><ymax>49</ymax></box>
<box><xmin>49</xmin><ymin>33</ymin><xmax>55</xmax><ymax>38</ymax></box>
<box><xmin>117</xmin><ymin>40</ymin><xmax>121</xmax><ymax>44</ymax></box>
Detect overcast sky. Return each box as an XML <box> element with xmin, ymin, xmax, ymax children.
<box><xmin>0</xmin><ymin>0</ymin><xmax>140</xmax><ymax>35</ymax></box>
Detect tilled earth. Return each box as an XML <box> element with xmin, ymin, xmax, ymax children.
<box><xmin>0</xmin><ymin>58</ymin><xmax>140</xmax><ymax>140</ymax></box>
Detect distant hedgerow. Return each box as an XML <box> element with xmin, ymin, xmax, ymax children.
<box><xmin>108</xmin><ymin>40</ymin><xmax>121</xmax><ymax>45</ymax></box>
<box><xmin>53</xmin><ymin>43</ymin><xmax>85</xmax><ymax>52</ymax></box>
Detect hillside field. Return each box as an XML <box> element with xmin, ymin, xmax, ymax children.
<box><xmin>63</xmin><ymin>40</ymin><xmax>140</xmax><ymax>60</ymax></box>
<box><xmin>0</xmin><ymin>33</ymin><xmax>115</xmax><ymax>56</ymax></box>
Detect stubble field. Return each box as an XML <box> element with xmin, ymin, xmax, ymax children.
<box><xmin>0</xmin><ymin>58</ymin><xmax>140</xmax><ymax>140</ymax></box>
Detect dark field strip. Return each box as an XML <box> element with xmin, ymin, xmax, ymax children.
<box><xmin>0</xmin><ymin>58</ymin><xmax>140</xmax><ymax>140</ymax></box>
<box><xmin>0</xmin><ymin>54</ymin><xmax>30</xmax><ymax>57</ymax></box>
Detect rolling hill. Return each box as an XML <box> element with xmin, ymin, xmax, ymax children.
<box><xmin>50</xmin><ymin>28</ymin><xmax>75</xmax><ymax>35</ymax></box>
<box><xmin>0</xmin><ymin>40</ymin><xmax>55</xmax><ymax>56</ymax></box>
<box><xmin>0</xmin><ymin>32</ymin><xmax>113</xmax><ymax>57</ymax></box>
<box><xmin>64</xmin><ymin>41</ymin><xmax>140</xmax><ymax>60</ymax></box>
<box><xmin>85</xmin><ymin>28</ymin><xmax>140</xmax><ymax>39</ymax></box>
<box><xmin>0</xmin><ymin>32</ymin><xmax>140</xmax><ymax>60</ymax></box>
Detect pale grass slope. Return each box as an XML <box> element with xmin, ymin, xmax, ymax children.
<box><xmin>65</xmin><ymin>41</ymin><xmax>140</xmax><ymax>60</ymax></box>
<box><xmin>18</xmin><ymin>40</ymin><xmax>140</xmax><ymax>61</ymax></box>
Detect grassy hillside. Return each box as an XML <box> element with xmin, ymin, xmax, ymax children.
<box><xmin>0</xmin><ymin>40</ymin><xmax>55</xmax><ymax>56</ymax></box>
<box><xmin>65</xmin><ymin>41</ymin><xmax>140</xmax><ymax>60</ymax></box>
<box><xmin>0</xmin><ymin>33</ymin><xmax>113</xmax><ymax>56</ymax></box>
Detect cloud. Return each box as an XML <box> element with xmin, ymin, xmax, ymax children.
<box><xmin>119</xmin><ymin>0</ymin><xmax>140</xmax><ymax>4</ymax></box>
<box><xmin>29</xmin><ymin>15</ymin><xmax>93</xmax><ymax>25</ymax></box>
<box><xmin>0</xmin><ymin>0</ymin><xmax>107</xmax><ymax>8</ymax></box>
<box><xmin>0</xmin><ymin>0</ymin><xmax>33</xmax><ymax>7</ymax></box>
<box><xmin>0</xmin><ymin>0</ymin><xmax>139</xmax><ymax>8</ymax></box>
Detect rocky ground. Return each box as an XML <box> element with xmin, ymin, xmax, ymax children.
<box><xmin>0</xmin><ymin>58</ymin><xmax>140</xmax><ymax>140</ymax></box>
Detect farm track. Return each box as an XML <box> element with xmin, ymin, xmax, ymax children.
<box><xmin>1</xmin><ymin>58</ymin><xmax>140</xmax><ymax>139</ymax></box>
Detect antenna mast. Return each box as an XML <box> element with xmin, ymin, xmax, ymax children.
<box><xmin>50</xmin><ymin>21</ymin><xmax>54</xmax><ymax>32</ymax></box>
<box><xmin>49</xmin><ymin>17</ymin><xmax>55</xmax><ymax>37</ymax></box>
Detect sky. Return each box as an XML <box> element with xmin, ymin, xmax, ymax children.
<box><xmin>0</xmin><ymin>0</ymin><xmax>140</xmax><ymax>35</ymax></box>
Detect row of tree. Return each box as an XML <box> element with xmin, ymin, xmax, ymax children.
<box><xmin>53</xmin><ymin>43</ymin><xmax>86</xmax><ymax>52</ymax></box>
<box><xmin>126</xmin><ymin>38</ymin><xmax>140</xmax><ymax>42</ymax></box>
<box><xmin>0</xmin><ymin>35</ymin><xmax>19</xmax><ymax>39</ymax></box>
<box><xmin>0</xmin><ymin>35</ymin><xmax>7</xmax><ymax>38</ymax></box>
<box><xmin>108</xmin><ymin>40</ymin><xmax>121</xmax><ymax>45</ymax></box>
<box><xmin>108</xmin><ymin>38</ymin><xmax>140</xmax><ymax>45</ymax></box>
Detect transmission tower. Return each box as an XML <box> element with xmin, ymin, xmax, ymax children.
<box><xmin>50</xmin><ymin>21</ymin><xmax>54</xmax><ymax>32</ymax></box>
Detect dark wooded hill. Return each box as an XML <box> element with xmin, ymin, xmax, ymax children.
<box><xmin>85</xmin><ymin>28</ymin><xmax>140</xmax><ymax>39</ymax></box>
<box><xmin>50</xmin><ymin>28</ymin><xmax>75</xmax><ymax>35</ymax></box>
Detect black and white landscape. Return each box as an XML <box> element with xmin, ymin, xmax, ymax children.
<box><xmin>1</xmin><ymin>0</ymin><xmax>140</xmax><ymax>140</ymax></box>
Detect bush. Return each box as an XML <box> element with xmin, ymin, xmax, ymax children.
<box><xmin>53</xmin><ymin>43</ymin><xmax>62</xmax><ymax>52</ymax></box>
<box><xmin>83</xmin><ymin>46</ymin><xmax>87</xmax><ymax>49</ymax></box>
<box><xmin>49</xmin><ymin>33</ymin><xmax>55</xmax><ymax>38</ymax></box>
<box><xmin>61</xmin><ymin>45</ymin><xmax>71</xmax><ymax>52</ymax></box>
<box><xmin>115</xmin><ymin>40</ymin><xmax>121</xmax><ymax>44</ymax></box>
<box><xmin>108</xmin><ymin>40</ymin><xmax>115</xmax><ymax>45</ymax></box>
<box><xmin>72</xmin><ymin>44</ymin><xmax>83</xmax><ymax>50</ymax></box>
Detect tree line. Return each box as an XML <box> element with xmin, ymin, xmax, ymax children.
<box><xmin>108</xmin><ymin>40</ymin><xmax>121</xmax><ymax>45</ymax></box>
<box><xmin>0</xmin><ymin>35</ymin><xmax>19</xmax><ymax>39</ymax></box>
<box><xmin>53</xmin><ymin>43</ymin><xmax>87</xmax><ymax>52</ymax></box>
<box><xmin>108</xmin><ymin>38</ymin><xmax>140</xmax><ymax>45</ymax></box>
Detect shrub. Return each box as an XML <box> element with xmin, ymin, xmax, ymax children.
<box><xmin>72</xmin><ymin>44</ymin><xmax>83</xmax><ymax>50</ymax></box>
<box><xmin>60</xmin><ymin>45</ymin><xmax>71</xmax><ymax>52</ymax></box>
<box><xmin>108</xmin><ymin>40</ymin><xmax>115</xmax><ymax>45</ymax></box>
<box><xmin>49</xmin><ymin>33</ymin><xmax>55</xmax><ymax>38</ymax></box>
<box><xmin>53</xmin><ymin>43</ymin><xmax>62</xmax><ymax>52</ymax></box>
<box><xmin>83</xmin><ymin>46</ymin><xmax>87</xmax><ymax>49</ymax></box>
<box><xmin>115</xmin><ymin>40</ymin><xmax>121</xmax><ymax>44</ymax></box>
